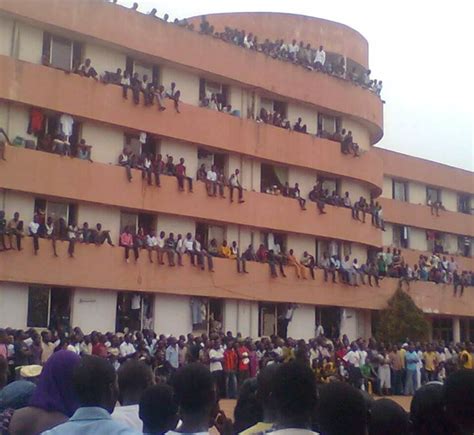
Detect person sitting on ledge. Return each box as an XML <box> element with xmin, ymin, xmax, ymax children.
<box><xmin>166</xmin><ymin>82</ymin><xmax>181</xmax><ymax>113</ymax></box>
<box><xmin>243</xmin><ymin>244</ymin><xmax>256</xmax><ymax>262</ymax></box>
<box><xmin>118</xmin><ymin>148</ymin><xmax>133</xmax><ymax>182</ymax></box>
<box><xmin>293</xmin><ymin>117</ymin><xmax>307</xmax><ymax>133</ymax></box>
<box><xmin>206</xmin><ymin>165</ymin><xmax>218</xmax><ymax>196</ymax></box>
<box><xmin>308</xmin><ymin>184</ymin><xmax>327</xmax><ymax>214</ymax></box>
<box><xmin>207</xmin><ymin>238</ymin><xmax>219</xmax><ymax>257</ymax></box>
<box><xmin>76</xmin><ymin>58</ymin><xmax>98</xmax><ymax>80</ymax></box>
<box><xmin>287</xmin><ymin>249</ymin><xmax>307</xmax><ymax>279</ymax></box>
<box><xmin>120</xmin><ymin>226</ymin><xmax>138</xmax><ymax>263</ymax></box>
<box><xmin>231</xmin><ymin>241</ymin><xmax>248</xmax><ymax>274</ymax></box>
<box><xmin>291</xmin><ymin>183</ymin><xmax>307</xmax><ymax>210</ymax></box>
<box><xmin>164</xmin><ymin>155</ymin><xmax>176</xmax><ymax>176</ymax></box>
<box><xmin>196</xmin><ymin>163</ymin><xmax>207</xmax><ymax>182</ymax></box>
<box><xmin>77</xmin><ymin>139</ymin><xmax>93</xmax><ymax>162</ymax></box>
<box><xmin>229</xmin><ymin>169</ymin><xmax>245</xmax><ymax>203</ymax></box>
<box><xmin>93</xmin><ymin>223</ymin><xmax>114</xmax><ymax>246</ymax></box>
<box><xmin>301</xmin><ymin>251</ymin><xmax>316</xmax><ymax>279</ymax></box>
<box><xmin>175</xmin><ymin>158</ymin><xmax>193</xmax><ymax>192</ymax></box>
<box><xmin>218</xmin><ymin>240</ymin><xmax>232</xmax><ymax>258</ymax></box>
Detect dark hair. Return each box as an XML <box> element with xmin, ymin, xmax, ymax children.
<box><xmin>444</xmin><ymin>369</ymin><xmax>474</xmax><ymax>434</ymax></box>
<box><xmin>233</xmin><ymin>377</ymin><xmax>262</xmax><ymax>433</ymax></box>
<box><xmin>273</xmin><ymin>362</ymin><xmax>317</xmax><ymax>425</ymax></box>
<box><xmin>73</xmin><ymin>355</ymin><xmax>116</xmax><ymax>407</ymax></box>
<box><xmin>171</xmin><ymin>363</ymin><xmax>215</xmax><ymax>414</ymax></box>
<box><xmin>368</xmin><ymin>398</ymin><xmax>409</xmax><ymax>435</ymax></box>
<box><xmin>117</xmin><ymin>360</ymin><xmax>153</xmax><ymax>398</ymax></box>
<box><xmin>410</xmin><ymin>382</ymin><xmax>449</xmax><ymax>435</ymax></box>
<box><xmin>139</xmin><ymin>384</ymin><xmax>178</xmax><ymax>433</ymax></box>
<box><xmin>318</xmin><ymin>382</ymin><xmax>368</xmax><ymax>435</ymax></box>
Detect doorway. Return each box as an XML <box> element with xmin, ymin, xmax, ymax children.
<box><xmin>116</xmin><ymin>291</ymin><xmax>155</xmax><ymax>332</ymax></box>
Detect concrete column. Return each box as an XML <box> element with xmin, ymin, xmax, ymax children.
<box><xmin>340</xmin><ymin>308</ymin><xmax>357</xmax><ymax>342</ymax></box>
<box><xmin>453</xmin><ymin>317</ymin><xmax>461</xmax><ymax>343</ymax></box>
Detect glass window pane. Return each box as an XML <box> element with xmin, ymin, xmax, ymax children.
<box><xmin>27</xmin><ymin>286</ymin><xmax>50</xmax><ymax>328</ymax></box>
<box><xmin>47</xmin><ymin>201</ymin><xmax>68</xmax><ymax>222</ymax></box>
<box><xmin>51</xmin><ymin>36</ymin><xmax>72</xmax><ymax>70</ymax></box>
<box><xmin>120</xmin><ymin>212</ymin><xmax>137</xmax><ymax>233</ymax></box>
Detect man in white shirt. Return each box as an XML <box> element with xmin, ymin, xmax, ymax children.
<box><xmin>59</xmin><ymin>113</ymin><xmax>74</xmax><ymax>143</ymax></box>
<box><xmin>209</xmin><ymin>339</ymin><xmax>225</xmax><ymax>399</ymax></box>
<box><xmin>119</xmin><ymin>334</ymin><xmax>136</xmax><ymax>360</ymax></box>
<box><xmin>112</xmin><ymin>360</ymin><xmax>154</xmax><ymax>432</ymax></box>
<box><xmin>314</xmin><ymin>45</ymin><xmax>326</xmax><ymax>71</ymax></box>
<box><xmin>343</xmin><ymin>343</ymin><xmax>363</xmax><ymax>389</ymax></box>
<box><xmin>287</xmin><ymin>39</ymin><xmax>299</xmax><ymax>61</ymax></box>
<box><xmin>206</xmin><ymin>165</ymin><xmax>218</xmax><ymax>196</ymax></box>
<box><xmin>156</xmin><ymin>231</ymin><xmax>166</xmax><ymax>265</ymax></box>
<box><xmin>28</xmin><ymin>215</ymin><xmax>40</xmax><ymax>255</ymax></box>
<box><xmin>229</xmin><ymin>169</ymin><xmax>244</xmax><ymax>203</ymax></box>
<box><xmin>146</xmin><ymin>230</ymin><xmax>158</xmax><ymax>263</ymax></box>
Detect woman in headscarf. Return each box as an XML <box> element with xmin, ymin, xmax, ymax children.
<box><xmin>8</xmin><ymin>350</ymin><xmax>81</xmax><ymax>434</ymax></box>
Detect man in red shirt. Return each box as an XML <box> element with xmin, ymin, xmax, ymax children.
<box><xmin>223</xmin><ymin>341</ymin><xmax>238</xmax><ymax>399</ymax></box>
<box><xmin>175</xmin><ymin>158</ymin><xmax>193</xmax><ymax>192</ymax></box>
<box><xmin>91</xmin><ymin>334</ymin><xmax>109</xmax><ymax>358</ymax></box>
<box><xmin>237</xmin><ymin>342</ymin><xmax>250</xmax><ymax>387</ymax></box>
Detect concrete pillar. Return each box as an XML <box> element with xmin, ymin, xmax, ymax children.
<box><xmin>453</xmin><ymin>317</ymin><xmax>461</xmax><ymax>343</ymax></box>
<box><xmin>340</xmin><ymin>308</ymin><xmax>357</xmax><ymax>342</ymax></box>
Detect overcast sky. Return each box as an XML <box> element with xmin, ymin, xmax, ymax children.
<box><xmin>119</xmin><ymin>0</ymin><xmax>473</xmax><ymax>171</ymax></box>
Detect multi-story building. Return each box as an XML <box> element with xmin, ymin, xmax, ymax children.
<box><xmin>0</xmin><ymin>1</ymin><xmax>472</xmax><ymax>342</ymax></box>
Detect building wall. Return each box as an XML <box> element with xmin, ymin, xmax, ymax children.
<box><xmin>154</xmin><ymin>294</ymin><xmax>193</xmax><ymax>337</ymax></box>
<box><xmin>160</xmin><ymin>66</ymin><xmax>200</xmax><ymax>106</ymax></box>
<box><xmin>382</xmin><ymin>176</ymin><xmax>392</xmax><ymax>199</ymax></box>
<box><xmin>83</xmin><ymin>43</ymin><xmax>126</xmax><ymax>77</ymax></box>
<box><xmin>409</xmin><ymin>182</ymin><xmax>425</xmax><ymax>205</ymax></box>
<box><xmin>286</xmin><ymin>305</ymin><xmax>315</xmax><ymax>340</ymax></box>
<box><xmin>2</xmin><ymin>190</ymin><xmax>34</xmax><ymax>222</ymax></box>
<box><xmin>71</xmin><ymin>288</ymin><xmax>117</xmax><ymax>333</ymax></box>
<box><xmin>287</xmin><ymin>233</ymin><xmax>315</xmax><ymax>258</ymax></box>
<box><xmin>77</xmin><ymin>203</ymin><xmax>121</xmax><ymax>242</ymax></box>
<box><xmin>3</xmin><ymin>104</ymin><xmax>36</xmax><ymax>143</ymax></box>
<box><xmin>287</xmin><ymin>103</ymin><xmax>318</xmax><ymax>135</ymax></box>
<box><xmin>160</xmin><ymin>138</ymin><xmax>198</xmax><ymax>183</ymax></box>
<box><xmin>241</xmin><ymin>157</ymin><xmax>261</xmax><ymax>192</ymax></box>
<box><xmin>382</xmin><ymin>223</ymin><xmax>392</xmax><ymax>246</ymax></box>
<box><xmin>157</xmin><ymin>214</ymin><xmax>195</xmax><ymax>237</ymax></box>
<box><xmin>442</xmin><ymin>190</ymin><xmax>457</xmax><ymax>213</ymax></box>
<box><xmin>0</xmin><ymin>283</ymin><xmax>28</xmax><ymax>329</ymax></box>
<box><xmin>340</xmin><ymin>179</ymin><xmax>370</xmax><ymax>203</ymax></box>
<box><xmin>288</xmin><ymin>167</ymin><xmax>316</xmax><ymax>198</ymax></box>
<box><xmin>0</xmin><ymin>15</ymin><xmax>14</xmax><ymax>57</ymax></box>
<box><xmin>16</xmin><ymin>22</ymin><xmax>43</xmax><ymax>64</ymax></box>
<box><xmin>81</xmin><ymin>122</ymin><xmax>124</xmax><ymax>165</ymax></box>
<box><xmin>409</xmin><ymin>227</ymin><xmax>427</xmax><ymax>251</ymax></box>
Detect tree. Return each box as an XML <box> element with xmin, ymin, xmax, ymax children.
<box><xmin>374</xmin><ymin>286</ymin><xmax>429</xmax><ymax>344</ymax></box>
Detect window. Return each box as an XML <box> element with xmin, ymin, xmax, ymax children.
<box><xmin>458</xmin><ymin>194</ymin><xmax>472</xmax><ymax>214</ymax></box>
<box><xmin>426</xmin><ymin>186</ymin><xmax>441</xmax><ymax>204</ymax></box>
<box><xmin>316</xmin><ymin>239</ymin><xmax>339</xmax><ymax>263</ymax></box>
<box><xmin>260</xmin><ymin>163</ymin><xmax>288</xmax><ymax>193</ymax></box>
<box><xmin>34</xmin><ymin>198</ymin><xmax>76</xmax><ymax>225</ymax></box>
<box><xmin>318</xmin><ymin>176</ymin><xmax>341</xmax><ymax>195</ymax></box>
<box><xmin>27</xmin><ymin>286</ymin><xmax>71</xmax><ymax>330</ymax></box>
<box><xmin>42</xmin><ymin>33</ymin><xmax>82</xmax><ymax>70</ymax></box>
<box><xmin>199</xmin><ymin>79</ymin><xmax>229</xmax><ymax>108</ymax></box>
<box><xmin>315</xmin><ymin>306</ymin><xmax>341</xmax><ymax>339</ymax></box>
<box><xmin>392</xmin><ymin>180</ymin><xmax>408</xmax><ymax>202</ymax></box>
<box><xmin>259</xmin><ymin>303</ymin><xmax>277</xmax><ymax>337</ymax></box>
<box><xmin>120</xmin><ymin>211</ymin><xmax>138</xmax><ymax>234</ymax></box>
<box><xmin>393</xmin><ymin>225</ymin><xmax>409</xmax><ymax>248</ymax></box>
<box><xmin>259</xmin><ymin>98</ymin><xmax>287</xmax><ymax>118</ymax></box>
<box><xmin>138</xmin><ymin>213</ymin><xmax>156</xmax><ymax>234</ymax></box>
<box><xmin>432</xmin><ymin>318</ymin><xmax>453</xmax><ymax>342</ymax></box>
<box><xmin>317</xmin><ymin>114</ymin><xmax>340</xmax><ymax>135</ymax></box>
<box><xmin>116</xmin><ymin>292</ymin><xmax>154</xmax><ymax>332</ymax></box>
<box><xmin>427</xmin><ymin>231</ymin><xmax>445</xmax><ymax>254</ymax></box>
<box><xmin>197</xmin><ymin>148</ymin><xmax>228</xmax><ymax>176</ymax></box>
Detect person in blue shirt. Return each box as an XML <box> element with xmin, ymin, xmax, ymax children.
<box><xmin>404</xmin><ymin>344</ymin><xmax>419</xmax><ymax>396</ymax></box>
<box><xmin>42</xmin><ymin>355</ymin><xmax>140</xmax><ymax>434</ymax></box>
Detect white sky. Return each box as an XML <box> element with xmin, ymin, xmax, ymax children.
<box><xmin>119</xmin><ymin>0</ymin><xmax>473</xmax><ymax>171</ymax></box>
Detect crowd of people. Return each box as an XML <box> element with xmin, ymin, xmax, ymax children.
<box><xmin>0</xmin><ymin>325</ymin><xmax>473</xmax><ymax>434</ymax></box>
<box><xmin>1</xmin><ymin>207</ymin><xmax>472</xmax><ymax>296</ymax></box>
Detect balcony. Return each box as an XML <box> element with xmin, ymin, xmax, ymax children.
<box><xmin>395</xmin><ymin>247</ymin><xmax>474</xmax><ymax>272</ymax></box>
<box><xmin>2</xmin><ymin>238</ymin><xmax>473</xmax><ymax>317</ymax></box>
<box><xmin>0</xmin><ymin>0</ymin><xmax>383</xmax><ymax>142</ymax></box>
<box><xmin>0</xmin><ymin>146</ymin><xmax>381</xmax><ymax>247</ymax></box>
<box><xmin>0</xmin><ymin>55</ymin><xmax>384</xmax><ymax>195</ymax></box>
<box><xmin>380</xmin><ymin>197</ymin><xmax>474</xmax><ymax>237</ymax></box>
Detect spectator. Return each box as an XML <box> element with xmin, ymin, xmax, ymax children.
<box><xmin>8</xmin><ymin>351</ymin><xmax>80</xmax><ymax>434</ymax></box>
<box><xmin>28</xmin><ymin>215</ymin><xmax>40</xmax><ymax>255</ymax></box>
<box><xmin>42</xmin><ymin>355</ymin><xmax>137</xmax><ymax>434</ymax></box>
<box><xmin>287</xmin><ymin>249</ymin><xmax>307</xmax><ymax>279</ymax></box>
<box><xmin>314</xmin><ymin>45</ymin><xmax>326</xmax><ymax>71</ymax></box>
<box><xmin>120</xmin><ymin>226</ymin><xmax>138</xmax><ymax>263</ymax></box>
<box><xmin>166</xmin><ymin>82</ymin><xmax>181</xmax><ymax>113</ymax></box>
<box><xmin>175</xmin><ymin>158</ymin><xmax>193</xmax><ymax>192</ymax></box>
<box><xmin>93</xmin><ymin>223</ymin><xmax>114</xmax><ymax>246</ymax></box>
<box><xmin>231</xmin><ymin>241</ymin><xmax>248</xmax><ymax>273</ymax></box>
<box><xmin>300</xmin><ymin>251</ymin><xmax>316</xmax><ymax>279</ymax></box>
<box><xmin>229</xmin><ymin>169</ymin><xmax>245</xmax><ymax>203</ymax></box>
<box><xmin>118</xmin><ymin>148</ymin><xmax>133</xmax><ymax>182</ymax></box>
<box><xmin>112</xmin><ymin>360</ymin><xmax>153</xmax><ymax>431</ymax></box>
<box><xmin>223</xmin><ymin>342</ymin><xmax>238</xmax><ymax>399</ymax></box>
<box><xmin>76</xmin><ymin>58</ymin><xmax>98</xmax><ymax>79</ymax></box>
<box><xmin>139</xmin><ymin>385</ymin><xmax>178</xmax><ymax>435</ymax></box>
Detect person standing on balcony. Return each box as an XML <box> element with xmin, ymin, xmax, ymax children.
<box><xmin>130</xmin><ymin>72</ymin><xmax>142</xmax><ymax>105</ymax></box>
<box><xmin>121</xmin><ymin>70</ymin><xmax>131</xmax><ymax>99</ymax></box>
<box><xmin>314</xmin><ymin>45</ymin><xmax>326</xmax><ymax>71</ymax></box>
<box><xmin>229</xmin><ymin>169</ymin><xmax>245</xmax><ymax>203</ymax></box>
<box><xmin>28</xmin><ymin>215</ymin><xmax>40</xmax><ymax>255</ymax></box>
<box><xmin>175</xmin><ymin>158</ymin><xmax>193</xmax><ymax>192</ymax></box>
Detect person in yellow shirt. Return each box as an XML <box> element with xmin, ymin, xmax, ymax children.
<box><xmin>218</xmin><ymin>240</ymin><xmax>232</xmax><ymax>258</ymax></box>
<box><xmin>460</xmin><ymin>344</ymin><xmax>473</xmax><ymax>369</ymax></box>
<box><xmin>287</xmin><ymin>249</ymin><xmax>307</xmax><ymax>279</ymax></box>
<box><xmin>423</xmin><ymin>344</ymin><xmax>438</xmax><ymax>382</ymax></box>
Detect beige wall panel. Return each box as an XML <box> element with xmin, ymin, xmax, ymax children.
<box><xmin>0</xmin><ymin>283</ymin><xmax>28</xmax><ymax>329</ymax></box>
<box><xmin>287</xmin><ymin>103</ymin><xmax>318</xmax><ymax>134</ymax></box>
<box><xmin>0</xmin><ymin>15</ymin><xmax>14</xmax><ymax>57</ymax></box>
<box><xmin>2</xmin><ymin>190</ymin><xmax>34</xmax><ymax>222</ymax></box>
<box><xmin>288</xmin><ymin>304</ymin><xmax>315</xmax><ymax>340</ymax></box>
<box><xmin>157</xmin><ymin>214</ymin><xmax>195</xmax><ymax>238</ymax></box>
<box><xmin>382</xmin><ymin>176</ymin><xmax>392</xmax><ymax>199</ymax></box>
<box><xmin>17</xmin><ymin>23</ymin><xmax>43</xmax><ymax>64</ymax></box>
<box><xmin>409</xmin><ymin>227</ymin><xmax>427</xmax><ymax>251</ymax></box>
<box><xmin>409</xmin><ymin>182</ymin><xmax>425</xmax><ymax>205</ymax></box>
<box><xmin>77</xmin><ymin>203</ymin><xmax>121</xmax><ymax>242</ymax></box>
<box><xmin>72</xmin><ymin>288</ymin><xmax>117</xmax><ymax>333</ymax></box>
<box><xmin>160</xmin><ymin>66</ymin><xmax>200</xmax><ymax>106</ymax></box>
<box><xmin>160</xmin><ymin>139</ymin><xmax>198</xmax><ymax>183</ymax></box>
<box><xmin>83</xmin><ymin>43</ymin><xmax>126</xmax><ymax>76</ymax></box>
<box><xmin>154</xmin><ymin>294</ymin><xmax>192</xmax><ymax>337</ymax></box>
<box><xmin>81</xmin><ymin>122</ymin><xmax>124</xmax><ymax>165</ymax></box>
<box><xmin>343</xmin><ymin>118</ymin><xmax>370</xmax><ymax>151</ymax></box>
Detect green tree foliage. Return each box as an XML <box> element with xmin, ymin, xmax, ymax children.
<box><xmin>374</xmin><ymin>286</ymin><xmax>429</xmax><ymax>343</ymax></box>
